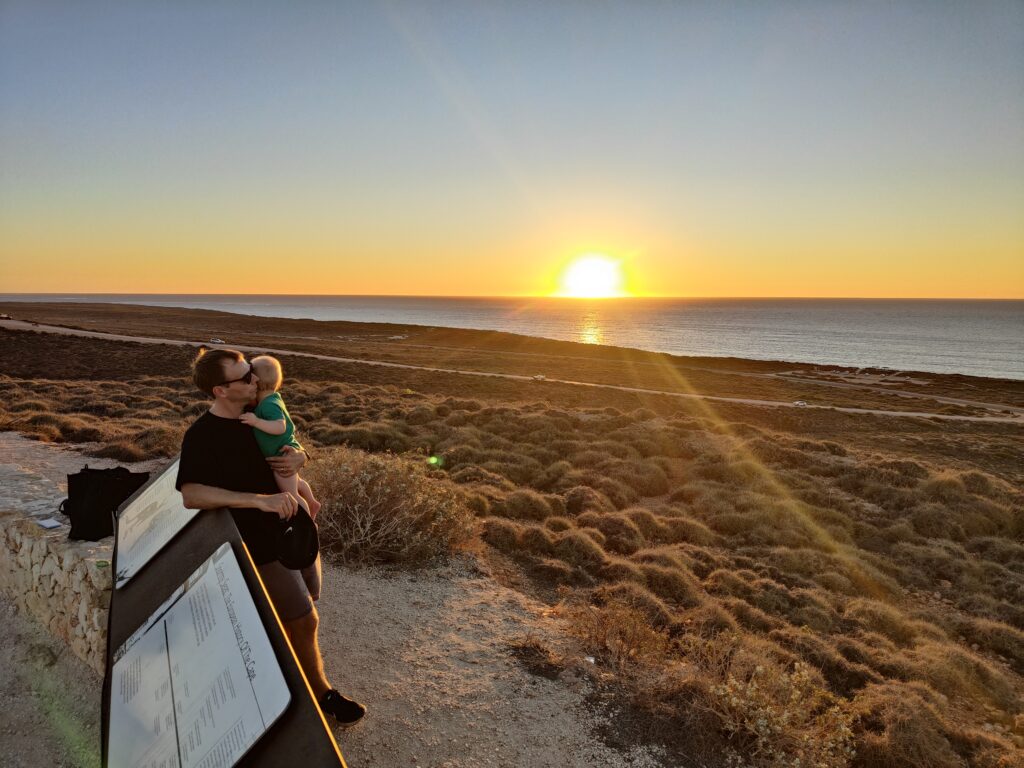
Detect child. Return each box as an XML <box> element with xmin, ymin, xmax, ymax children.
<box><xmin>241</xmin><ymin>355</ymin><xmax>322</xmax><ymax>598</ymax></box>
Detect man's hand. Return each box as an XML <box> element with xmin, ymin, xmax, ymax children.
<box><xmin>267</xmin><ymin>445</ymin><xmax>306</xmax><ymax>477</ymax></box>
<box><xmin>256</xmin><ymin>492</ymin><xmax>300</xmax><ymax>520</ymax></box>
<box><xmin>239</xmin><ymin>412</ymin><xmax>258</xmax><ymax>426</ymax></box>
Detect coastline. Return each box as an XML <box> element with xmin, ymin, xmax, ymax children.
<box><xmin>2</xmin><ymin>295</ymin><xmax>1021</xmax><ymax>381</ymax></box>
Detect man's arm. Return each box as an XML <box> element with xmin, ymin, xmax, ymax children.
<box><xmin>180</xmin><ymin>483</ymin><xmax>299</xmax><ymax>519</ymax></box>
<box><xmin>266</xmin><ymin>445</ymin><xmax>307</xmax><ymax>477</ymax></box>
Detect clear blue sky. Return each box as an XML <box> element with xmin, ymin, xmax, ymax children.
<box><xmin>1</xmin><ymin>1</ymin><xmax>1022</xmax><ymax>297</ymax></box>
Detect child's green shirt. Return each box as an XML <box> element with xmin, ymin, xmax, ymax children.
<box><xmin>252</xmin><ymin>392</ymin><xmax>303</xmax><ymax>458</ymax></box>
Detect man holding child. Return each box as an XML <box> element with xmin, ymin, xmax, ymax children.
<box><xmin>175</xmin><ymin>347</ymin><xmax>365</xmax><ymax>727</ymax></box>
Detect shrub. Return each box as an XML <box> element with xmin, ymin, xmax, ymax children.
<box><xmin>768</xmin><ymin>627</ymin><xmax>881</xmax><ymax>696</ymax></box>
<box><xmin>448</xmin><ymin>465</ymin><xmax>516</xmax><ymax>490</ymax></box>
<box><xmin>593</xmin><ymin>582</ymin><xmax>675</xmax><ymax>629</ymax></box>
<box><xmin>701</xmin><ymin>653</ymin><xmax>858</xmax><ymax>768</ymax></box>
<box><xmin>314</xmin><ymin>422</ymin><xmax>412</xmax><ymax>452</ymax></box>
<box><xmin>681</xmin><ymin>600</ymin><xmax>739</xmax><ymax>637</ymax></box>
<box><xmin>518</xmin><ymin>524</ymin><xmax>556</xmax><ymax>557</ymax></box>
<box><xmin>598</xmin><ymin>557</ymin><xmax>646</xmax><ymax>585</ymax></box>
<box><xmin>955</xmin><ymin>617</ymin><xmax>1024</xmax><ymax>675</ymax></box>
<box><xmin>576</xmin><ymin>511</ymin><xmax>645</xmax><ymax>555</ymax></box>
<box><xmin>559</xmin><ymin>599</ymin><xmax>672</xmax><ymax>668</ymax></box>
<box><xmin>543</xmin><ymin>516</ymin><xmax>573</xmax><ymax>532</ymax></box>
<box><xmin>720</xmin><ymin>598</ymin><xmax>783</xmax><ymax>633</ymax></box>
<box><xmin>624</xmin><ymin>507</ymin><xmax>671</xmax><ymax>540</ymax></box>
<box><xmin>611</xmin><ymin>460</ymin><xmax>670</xmax><ymax>496</ymax></box>
<box><xmin>93</xmin><ymin>440</ymin><xmax>149</xmax><ymax>462</ymax></box>
<box><xmin>844</xmin><ymin>599</ymin><xmax>933</xmax><ymax>647</ymax></box>
<box><xmin>662</xmin><ymin>515</ymin><xmax>719</xmax><ymax>546</ymax></box>
<box><xmin>563</xmin><ymin>485</ymin><xmax>614</xmax><ymax>515</ymax></box>
<box><xmin>481</xmin><ymin>517</ymin><xmax>521</xmax><ymax>554</ymax></box>
<box><xmin>554</xmin><ymin>529</ymin><xmax>608</xmax><ymax>569</ymax></box>
<box><xmin>306</xmin><ymin>446</ymin><xmax>474</xmax><ymax>564</ymax></box>
<box><xmin>850</xmin><ymin>682</ymin><xmax>961</xmax><ymax>768</ymax></box>
<box><xmin>704</xmin><ymin>569</ymin><xmax>753</xmax><ymax>598</ymax></box>
<box><xmin>908</xmin><ymin>641</ymin><xmax>1019</xmax><ymax>712</ymax></box>
<box><xmin>404</xmin><ymin>404</ymin><xmax>435</xmax><ymax>425</ymax></box>
<box><xmin>461</xmin><ymin>491</ymin><xmax>490</xmax><ymax>516</ymax></box>
<box><xmin>640</xmin><ymin>563</ymin><xmax>704</xmax><ymax>607</ymax></box>
<box><xmin>495</xmin><ymin>489</ymin><xmax>553</xmax><ymax>521</ymax></box>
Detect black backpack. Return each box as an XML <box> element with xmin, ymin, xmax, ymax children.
<box><xmin>59</xmin><ymin>465</ymin><xmax>151</xmax><ymax>541</ymax></box>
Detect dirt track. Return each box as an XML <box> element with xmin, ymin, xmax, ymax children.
<box><xmin>3</xmin><ymin>319</ymin><xmax>1020</xmax><ymax>425</ymax></box>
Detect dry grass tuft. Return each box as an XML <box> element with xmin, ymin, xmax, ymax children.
<box><xmin>850</xmin><ymin>682</ymin><xmax>963</xmax><ymax>768</ymax></box>
<box><xmin>844</xmin><ymin>598</ymin><xmax>937</xmax><ymax>647</ymax></box>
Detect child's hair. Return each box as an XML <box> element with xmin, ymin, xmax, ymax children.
<box><xmin>251</xmin><ymin>355</ymin><xmax>284</xmax><ymax>393</ymax></box>
<box><xmin>192</xmin><ymin>347</ymin><xmax>244</xmax><ymax>397</ymax></box>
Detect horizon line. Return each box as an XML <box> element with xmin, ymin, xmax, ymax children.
<box><xmin>2</xmin><ymin>292</ymin><xmax>1023</xmax><ymax>302</ymax></box>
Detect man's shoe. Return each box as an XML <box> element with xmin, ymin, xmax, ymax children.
<box><xmin>319</xmin><ymin>689</ymin><xmax>366</xmax><ymax>727</ymax></box>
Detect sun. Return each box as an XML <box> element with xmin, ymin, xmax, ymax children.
<box><xmin>557</xmin><ymin>254</ymin><xmax>625</xmax><ymax>298</ymax></box>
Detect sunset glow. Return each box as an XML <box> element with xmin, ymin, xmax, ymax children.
<box><xmin>0</xmin><ymin>4</ymin><xmax>1021</xmax><ymax>298</ymax></box>
<box><xmin>556</xmin><ymin>255</ymin><xmax>626</xmax><ymax>298</ymax></box>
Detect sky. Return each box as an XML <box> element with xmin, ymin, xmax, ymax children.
<box><xmin>1</xmin><ymin>1</ymin><xmax>1022</xmax><ymax>298</ymax></box>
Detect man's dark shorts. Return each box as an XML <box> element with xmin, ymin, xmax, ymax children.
<box><xmin>257</xmin><ymin>560</ymin><xmax>314</xmax><ymax>621</ymax></box>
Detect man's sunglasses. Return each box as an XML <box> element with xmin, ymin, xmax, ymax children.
<box><xmin>219</xmin><ymin>364</ymin><xmax>255</xmax><ymax>387</ymax></box>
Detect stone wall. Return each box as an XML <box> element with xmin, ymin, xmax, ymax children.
<box><xmin>0</xmin><ymin>511</ymin><xmax>112</xmax><ymax>675</ymax></box>
<box><xmin>0</xmin><ymin>432</ymin><xmax>162</xmax><ymax>676</ymax></box>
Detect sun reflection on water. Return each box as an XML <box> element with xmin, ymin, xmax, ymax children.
<box><xmin>579</xmin><ymin>313</ymin><xmax>604</xmax><ymax>345</ymax></box>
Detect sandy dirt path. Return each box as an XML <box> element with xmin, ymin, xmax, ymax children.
<box><xmin>318</xmin><ymin>558</ymin><xmax>663</xmax><ymax>768</ymax></box>
<box><xmin>0</xmin><ymin>434</ymin><xmax>663</xmax><ymax>768</ymax></box>
<box><xmin>3</xmin><ymin>319</ymin><xmax>1020</xmax><ymax>425</ymax></box>
<box><xmin>0</xmin><ymin>596</ymin><xmax>102</xmax><ymax>768</ymax></box>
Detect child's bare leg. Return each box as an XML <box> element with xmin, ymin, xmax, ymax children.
<box><xmin>296</xmin><ymin>476</ymin><xmax>321</xmax><ymax>519</ymax></box>
<box><xmin>273</xmin><ymin>470</ymin><xmax>300</xmax><ymax>499</ymax></box>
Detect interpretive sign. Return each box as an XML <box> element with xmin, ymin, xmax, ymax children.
<box><xmin>115</xmin><ymin>459</ymin><xmax>199</xmax><ymax>588</ymax></box>
<box><xmin>107</xmin><ymin>542</ymin><xmax>291</xmax><ymax>768</ymax></box>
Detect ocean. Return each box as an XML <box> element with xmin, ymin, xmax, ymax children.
<box><xmin>2</xmin><ymin>295</ymin><xmax>1022</xmax><ymax>380</ymax></box>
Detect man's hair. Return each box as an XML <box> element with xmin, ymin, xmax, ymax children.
<box><xmin>192</xmin><ymin>348</ymin><xmax>244</xmax><ymax>397</ymax></box>
<box><xmin>251</xmin><ymin>355</ymin><xmax>283</xmax><ymax>393</ymax></box>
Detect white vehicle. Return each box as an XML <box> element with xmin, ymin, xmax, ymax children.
<box><xmin>793</xmin><ymin>400</ymin><xmax>808</xmax><ymax>407</ymax></box>
<box><xmin>532</xmin><ymin>374</ymin><xmax>546</xmax><ymax>381</ymax></box>
<box><xmin>209</xmin><ymin>337</ymin><xmax>225</xmax><ymax>344</ymax></box>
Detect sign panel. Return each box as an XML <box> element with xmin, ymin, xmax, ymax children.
<box><xmin>108</xmin><ymin>543</ymin><xmax>291</xmax><ymax>768</ymax></box>
<box><xmin>115</xmin><ymin>459</ymin><xmax>199</xmax><ymax>588</ymax></box>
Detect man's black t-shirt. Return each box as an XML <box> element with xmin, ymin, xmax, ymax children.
<box><xmin>175</xmin><ymin>411</ymin><xmax>281</xmax><ymax>565</ymax></box>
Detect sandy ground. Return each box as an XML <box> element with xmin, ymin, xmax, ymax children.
<box><xmin>0</xmin><ymin>433</ymin><xmax>664</xmax><ymax>768</ymax></box>
<box><xmin>319</xmin><ymin>558</ymin><xmax>664</xmax><ymax>768</ymax></box>
<box><xmin>0</xmin><ymin>596</ymin><xmax>103</xmax><ymax>768</ymax></box>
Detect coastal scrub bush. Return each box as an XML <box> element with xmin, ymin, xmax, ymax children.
<box><xmin>563</xmin><ymin>485</ymin><xmax>614</xmax><ymax>515</ymax></box>
<box><xmin>536</xmin><ymin>515</ymin><xmax>570</xmax><ymax>534</ymax></box>
<box><xmin>554</xmin><ymin>529</ymin><xmax>608</xmax><ymax>569</ymax></box>
<box><xmin>481</xmin><ymin>516</ymin><xmax>521</xmax><ymax>554</ymax></box>
<box><xmin>493</xmin><ymin>489</ymin><xmax>552</xmax><ymax>521</ymax></box>
<box><xmin>849</xmin><ymin>682</ymin><xmax>961</xmax><ymax>768</ymax></box>
<box><xmin>705</xmin><ymin>659</ymin><xmax>858</xmax><ymax>768</ymax></box>
<box><xmin>306</xmin><ymin>446</ymin><xmax>474</xmax><ymax>564</ymax></box>
<box><xmin>577</xmin><ymin>511</ymin><xmax>645</xmax><ymax>555</ymax></box>
<box><xmin>639</xmin><ymin>563</ymin><xmax>704</xmax><ymax>607</ymax></box>
<box><xmin>844</xmin><ymin>598</ymin><xmax>932</xmax><ymax>647</ymax></box>
<box><xmin>560</xmin><ymin>598</ymin><xmax>672</xmax><ymax>668</ymax></box>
